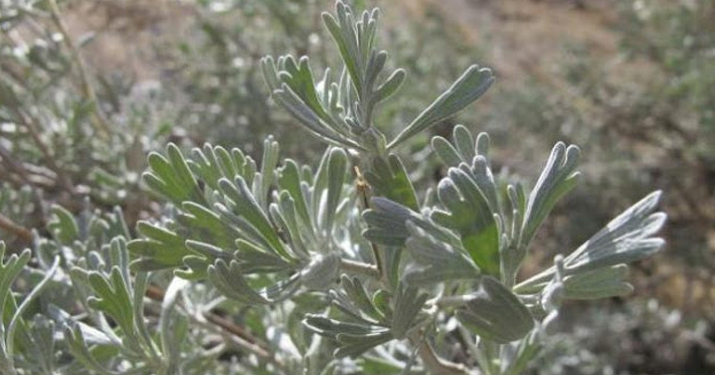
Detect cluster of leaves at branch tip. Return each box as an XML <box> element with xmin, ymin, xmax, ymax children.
<box><xmin>0</xmin><ymin>1</ymin><xmax>666</xmax><ymax>374</ymax></box>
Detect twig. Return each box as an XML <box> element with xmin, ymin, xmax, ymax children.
<box><xmin>0</xmin><ymin>143</ymin><xmax>32</xmax><ymax>185</ymax></box>
<box><xmin>354</xmin><ymin>166</ymin><xmax>385</xmax><ymax>281</ymax></box>
<box><xmin>0</xmin><ymin>213</ymin><xmax>33</xmax><ymax>243</ymax></box>
<box><xmin>202</xmin><ymin>311</ymin><xmax>269</xmax><ymax>353</ymax></box>
<box><xmin>12</xmin><ymin>108</ymin><xmax>76</xmax><ymax>195</ymax></box>
<box><xmin>145</xmin><ymin>285</ymin><xmax>271</xmax><ymax>355</ymax></box>
<box><xmin>409</xmin><ymin>330</ymin><xmax>477</xmax><ymax>375</ymax></box>
<box><xmin>202</xmin><ymin>312</ymin><xmax>275</xmax><ymax>359</ymax></box>
<box><xmin>47</xmin><ymin>0</ymin><xmax>111</xmax><ymax>138</ymax></box>
<box><xmin>146</xmin><ymin>284</ymin><xmax>287</xmax><ymax>371</ymax></box>
<box><xmin>340</xmin><ymin>258</ymin><xmax>379</xmax><ymax>278</ymax></box>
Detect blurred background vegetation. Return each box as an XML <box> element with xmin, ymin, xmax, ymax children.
<box><xmin>1</xmin><ymin>0</ymin><xmax>713</xmax><ymax>373</ymax></box>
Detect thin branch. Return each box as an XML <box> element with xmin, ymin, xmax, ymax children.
<box><xmin>0</xmin><ymin>213</ymin><xmax>33</xmax><ymax>242</ymax></box>
<box><xmin>12</xmin><ymin>108</ymin><xmax>76</xmax><ymax>195</ymax></box>
<box><xmin>190</xmin><ymin>311</ymin><xmax>287</xmax><ymax>372</ymax></box>
<box><xmin>47</xmin><ymin>0</ymin><xmax>111</xmax><ymax>138</ymax></box>
<box><xmin>354</xmin><ymin>166</ymin><xmax>385</xmax><ymax>282</ymax></box>
<box><xmin>146</xmin><ymin>284</ymin><xmax>287</xmax><ymax>372</ymax></box>
<box><xmin>202</xmin><ymin>311</ymin><xmax>269</xmax><ymax>353</ymax></box>
<box><xmin>409</xmin><ymin>331</ymin><xmax>477</xmax><ymax>375</ymax></box>
<box><xmin>145</xmin><ymin>285</ymin><xmax>272</xmax><ymax>357</ymax></box>
<box><xmin>340</xmin><ymin>258</ymin><xmax>379</xmax><ymax>278</ymax></box>
<box><xmin>202</xmin><ymin>312</ymin><xmax>275</xmax><ymax>360</ymax></box>
<box><xmin>0</xmin><ymin>143</ymin><xmax>32</xmax><ymax>185</ymax></box>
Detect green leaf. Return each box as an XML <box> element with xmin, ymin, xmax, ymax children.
<box><xmin>563</xmin><ymin>265</ymin><xmax>634</xmax><ymax>299</ymax></box>
<box><xmin>323</xmin><ymin>148</ymin><xmax>349</xmax><ymax>234</ymax></box>
<box><xmin>339</xmin><ymin>276</ymin><xmax>384</xmax><ymax>322</ymax></box>
<box><xmin>277</xmin><ymin>159</ymin><xmax>313</xmax><ymax>228</ymax></box>
<box><xmin>521</xmin><ymin>142</ymin><xmax>580</xmax><ymax>247</ymax></box>
<box><xmin>271</xmin><ymin>84</ymin><xmax>358</xmax><ymax>149</ymax></box>
<box><xmin>63</xmin><ymin>321</ymin><xmax>119</xmax><ymax>375</ymax></box>
<box><xmin>362</xmin><ymin>197</ymin><xmax>426</xmax><ymax>247</ymax></box>
<box><xmin>178</xmin><ymin>201</ymin><xmax>238</xmax><ymax>249</ymax></box>
<box><xmin>457</xmin><ymin>276</ymin><xmax>534</xmax><ymax>344</ymax></box>
<box><xmin>0</xmin><ymin>244</ymin><xmax>31</xmax><ymax>326</ymax></box>
<box><xmin>270</xmin><ymin>193</ymin><xmax>309</xmax><ymax>259</ymax></box>
<box><xmin>390</xmin><ymin>284</ymin><xmax>428</xmax><ymax>339</ymax></box>
<box><xmin>433</xmin><ymin>170</ymin><xmax>500</xmax><ymax>277</ymax></box>
<box><xmin>86</xmin><ymin>266</ymin><xmax>135</xmax><ymax>336</ymax></box>
<box><xmin>303</xmin><ymin>315</ymin><xmax>393</xmax><ymax>359</ymax></box>
<box><xmin>321</xmin><ymin>3</ymin><xmax>363</xmax><ymax>95</ymax></box>
<box><xmin>515</xmin><ymin>191</ymin><xmax>665</xmax><ymax>295</ymax></box>
<box><xmin>26</xmin><ymin>315</ymin><xmax>57</xmax><ymax>374</ymax></box>
<box><xmin>128</xmin><ymin>222</ymin><xmax>193</xmax><ymax>272</ymax></box>
<box><xmin>334</xmin><ymin>330</ymin><xmax>393</xmax><ymax>358</ymax></box>
<box><xmin>364</xmin><ymin>154</ymin><xmax>419</xmax><ymax>211</ymax></box>
<box><xmin>502</xmin><ymin>330</ymin><xmax>542</xmax><ymax>375</ymax></box>
<box><xmin>47</xmin><ymin>205</ymin><xmax>79</xmax><ymax>245</ymax></box>
<box><xmin>280</xmin><ymin>56</ymin><xmax>332</xmax><ymax>125</ymax></box>
<box><xmin>403</xmin><ymin>223</ymin><xmax>480</xmax><ymax>286</ymax></box>
<box><xmin>432</xmin><ymin>126</ymin><xmax>501</xmax><ymax>219</ymax></box>
<box><xmin>453</xmin><ymin>125</ymin><xmax>476</xmax><ymax>162</ymax></box>
<box><xmin>144</xmin><ymin>143</ymin><xmax>206</xmax><ymax>206</ymax></box>
<box><xmin>300</xmin><ymin>253</ymin><xmax>340</xmax><ymax>290</ymax></box>
<box><xmin>4</xmin><ymin>253</ymin><xmax>59</xmax><ymax>369</ymax></box>
<box><xmin>218</xmin><ymin>176</ymin><xmax>292</xmax><ymax>260</ymax></box>
<box><xmin>257</xmin><ymin>135</ymin><xmax>280</xmax><ymax>208</ymax></box>
<box><xmin>372</xmin><ymin>68</ymin><xmax>406</xmax><ymax>105</ymax></box>
<box><xmin>187</xmin><ymin>144</ymin><xmax>256</xmax><ymax>192</ymax></box>
<box><xmin>159</xmin><ymin>277</ymin><xmax>189</xmax><ymax>373</ymax></box>
<box><xmin>564</xmin><ymin>191</ymin><xmax>665</xmax><ymax>273</ymax></box>
<box><xmin>207</xmin><ymin>260</ymin><xmax>301</xmax><ymax>304</ymax></box>
<box><xmin>431</xmin><ymin>136</ymin><xmax>463</xmax><ymax>167</ymax></box>
<box><xmin>388</xmin><ymin>65</ymin><xmax>494</xmax><ymax>149</ymax></box>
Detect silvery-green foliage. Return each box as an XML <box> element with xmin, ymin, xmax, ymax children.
<box><xmin>0</xmin><ymin>0</ymin><xmax>168</xmax><ymax>232</ymax></box>
<box><xmin>0</xmin><ymin>185</ymin><xmax>35</xmax><ymax>243</ymax></box>
<box><xmin>0</xmin><ymin>1</ymin><xmax>665</xmax><ymax>374</ymax></box>
<box><xmin>0</xmin><ymin>204</ymin><xmax>238</xmax><ymax>374</ymax></box>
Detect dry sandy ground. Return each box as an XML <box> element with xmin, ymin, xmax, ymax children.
<box><xmin>64</xmin><ymin>0</ymin><xmax>623</xmax><ymax>85</ymax></box>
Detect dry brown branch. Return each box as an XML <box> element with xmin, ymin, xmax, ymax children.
<box><xmin>0</xmin><ymin>213</ymin><xmax>33</xmax><ymax>243</ymax></box>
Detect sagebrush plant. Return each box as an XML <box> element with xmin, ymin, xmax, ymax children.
<box><xmin>0</xmin><ymin>0</ymin><xmax>168</xmax><ymax>233</ymax></box>
<box><xmin>0</xmin><ymin>2</ymin><xmax>666</xmax><ymax>374</ymax></box>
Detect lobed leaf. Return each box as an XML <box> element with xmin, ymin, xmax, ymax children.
<box><xmin>364</xmin><ymin>154</ymin><xmax>419</xmax><ymax>211</ymax></box>
<box><xmin>403</xmin><ymin>223</ymin><xmax>480</xmax><ymax>286</ymax></box>
<box><xmin>520</xmin><ymin>142</ymin><xmax>580</xmax><ymax>247</ymax></box>
<box><xmin>457</xmin><ymin>276</ymin><xmax>534</xmax><ymax>344</ymax></box>
<box><xmin>144</xmin><ymin>143</ymin><xmax>206</xmax><ymax>206</ymax></box>
<box><xmin>515</xmin><ymin>191</ymin><xmax>666</xmax><ymax>295</ymax></box>
<box><xmin>207</xmin><ymin>259</ymin><xmax>301</xmax><ymax>304</ymax></box>
<box><xmin>388</xmin><ymin>65</ymin><xmax>494</xmax><ymax>149</ymax></box>
<box><xmin>433</xmin><ymin>171</ymin><xmax>500</xmax><ymax>276</ymax></box>
<box><xmin>304</xmin><ymin>315</ymin><xmax>393</xmax><ymax>359</ymax></box>
<box><xmin>390</xmin><ymin>285</ymin><xmax>428</xmax><ymax>339</ymax></box>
